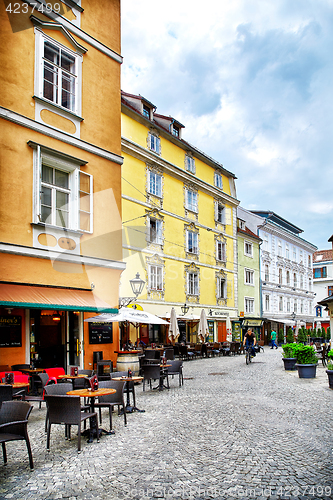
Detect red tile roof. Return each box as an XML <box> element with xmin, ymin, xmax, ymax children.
<box><xmin>313</xmin><ymin>249</ymin><xmax>333</xmax><ymax>262</ymax></box>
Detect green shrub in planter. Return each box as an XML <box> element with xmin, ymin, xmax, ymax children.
<box><xmin>286</xmin><ymin>327</ymin><xmax>294</xmax><ymax>344</ymax></box>
<box><xmin>327</xmin><ymin>350</ymin><xmax>333</xmax><ymax>369</ymax></box>
<box><xmin>278</xmin><ymin>328</ymin><xmax>284</xmax><ymax>344</ymax></box>
<box><xmin>282</xmin><ymin>343</ymin><xmax>297</xmax><ymax>359</ymax></box>
<box><xmin>293</xmin><ymin>344</ymin><xmax>318</xmax><ymax>364</ymax></box>
<box><xmin>326</xmin><ymin>327</ymin><xmax>331</xmax><ymax>341</ymax></box>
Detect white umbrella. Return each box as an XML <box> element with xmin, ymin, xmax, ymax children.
<box><xmin>197</xmin><ymin>309</ymin><xmax>209</xmax><ymax>342</ymax></box>
<box><xmin>168</xmin><ymin>307</ymin><xmax>180</xmax><ymax>342</ymax></box>
<box><xmin>226</xmin><ymin>315</ymin><xmax>232</xmax><ymax>341</ymax></box>
<box><xmin>85</xmin><ymin>309</ymin><xmax>169</xmax><ymax>325</ymax></box>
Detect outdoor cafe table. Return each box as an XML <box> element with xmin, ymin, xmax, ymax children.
<box><xmin>58</xmin><ymin>374</ymin><xmax>89</xmax><ymax>381</ymax></box>
<box><xmin>112</xmin><ymin>376</ymin><xmax>144</xmax><ymax>413</ymax></box>
<box><xmin>19</xmin><ymin>368</ymin><xmax>45</xmax><ymax>394</ymax></box>
<box><xmin>66</xmin><ymin>388</ymin><xmax>116</xmax><ymax>442</ymax></box>
<box><xmin>0</xmin><ymin>382</ymin><xmax>29</xmax><ymax>389</ymax></box>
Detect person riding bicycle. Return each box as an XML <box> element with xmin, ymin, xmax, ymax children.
<box><xmin>243</xmin><ymin>328</ymin><xmax>257</xmax><ymax>358</ymax></box>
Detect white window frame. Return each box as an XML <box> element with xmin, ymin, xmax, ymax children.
<box><xmin>148</xmin><ymin>171</ymin><xmax>162</xmax><ymax>197</ymax></box>
<box><xmin>279</xmin><ymin>296</ymin><xmax>283</xmax><ymax>312</ymax></box>
<box><xmin>265</xmin><ymin>294</ymin><xmax>270</xmax><ymax>311</ymax></box>
<box><xmin>286</xmin><ymin>270</ymin><xmax>290</xmax><ymax>285</ymax></box>
<box><xmin>187</xmin><ymin>272</ymin><xmax>199</xmax><ymax>296</ymax></box>
<box><xmin>244</xmin><ymin>240</ymin><xmax>253</xmax><ymax>257</ymax></box>
<box><xmin>245</xmin><ymin>269</ymin><xmax>254</xmax><ymax>286</ymax></box>
<box><xmin>286</xmin><ymin>244</ymin><xmax>289</xmax><ymax>259</ymax></box>
<box><xmin>245</xmin><ymin>297</ymin><xmax>254</xmax><ymax>314</ymax></box>
<box><xmin>185</xmin><ymin>155</ymin><xmax>195</xmax><ymax>174</ymax></box>
<box><xmin>148</xmin><ymin>265</ymin><xmax>163</xmax><ymax>291</ymax></box>
<box><xmin>216</xmin><ymin>241</ymin><xmax>226</xmax><ymax>262</ymax></box>
<box><xmin>217</xmin><ymin>277</ymin><xmax>226</xmax><ymax>299</ymax></box>
<box><xmin>187</xmin><ymin>231</ymin><xmax>198</xmax><ymax>254</ymax></box>
<box><xmin>214</xmin><ymin>172</ymin><xmax>223</xmax><ymax>189</ymax></box>
<box><xmin>287</xmin><ymin>299</ymin><xmax>290</xmax><ymax>312</ymax></box>
<box><xmin>148</xmin><ymin>132</ymin><xmax>161</xmax><ymax>154</ymax></box>
<box><xmin>186</xmin><ymin>189</ymin><xmax>198</xmax><ymax>213</ymax></box>
<box><xmin>278</xmin><ymin>268</ymin><xmax>283</xmax><ymax>285</ymax></box>
<box><xmin>216</xmin><ymin>203</ymin><xmax>224</xmax><ymax>224</ymax></box>
<box><xmin>33</xmin><ymin>145</ymin><xmax>93</xmax><ymax>233</ymax></box>
<box><xmin>149</xmin><ymin>218</ymin><xmax>163</xmax><ymax>245</ymax></box>
<box><xmin>293</xmin><ymin>273</ymin><xmax>297</xmax><ymax>288</ymax></box>
<box><xmin>293</xmin><ymin>247</ymin><xmax>297</xmax><ymax>261</ymax></box>
<box><xmin>264</xmin><ymin>264</ymin><xmax>269</xmax><ymax>282</ymax></box>
<box><xmin>278</xmin><ymin>240</ymin><xmax>282</xmax><ymax>256</ymax></box>
<box><xmin>34</xmin><ymin>30</ymin><xmax>82</xmax><ymax>117</ymax></box>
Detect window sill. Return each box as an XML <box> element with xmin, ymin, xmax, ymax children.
<box><xmin>31</xmin><ymin>222</ymin><xmax>85</xmax><ymax>237</ymax></box>
<box><xmin>33</xmin><ymin>96</ymin><xmax>84</xmax><ymax>122</ymax></box>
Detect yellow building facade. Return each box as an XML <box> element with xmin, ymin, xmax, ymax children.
<box><xmin>120</xmin><ymin>92</ymin><xmax>239</xmax><ymax>345</ymax></box>
<box><xmin>0</xmin><ymin>1</ymin><xmax>124</xmax><ymax>370</ymax></box>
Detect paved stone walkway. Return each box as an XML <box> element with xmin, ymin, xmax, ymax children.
<box><xmin>0</xmin><ymin>349</ymin><xmax>332</xmax><ymax>500</ymax></box>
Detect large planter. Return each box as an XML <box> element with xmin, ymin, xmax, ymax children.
<box><xmin>295</xmin><ymin>363</ymin><xmax>317</xmax><ymax>379</ymax></box>
<box><xmin>282</xmin><ymin>358</ymin><xmax>297</xmax><ymax>370</ymax></box>
<box><xmin>326</xmin><ymin>370</ymin><xmax>333</xmax><ymax>389</ymax></box>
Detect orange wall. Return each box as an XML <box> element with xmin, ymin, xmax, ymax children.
<box><xmin>0</xmin><ymin>309</ymin><xmax>27</xmax><ymax>368</ymax></box>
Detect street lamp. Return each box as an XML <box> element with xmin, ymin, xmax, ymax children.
<box><xmin>119</xmin><ymin>272</ymin><xmax>145</xmax><ymax>308</ymax></box>
<box><xmin>291</xmin><ymin>312</ymin><xmax>296</xmax><ymax>322</ymax></box>
<box><xmin>181</xmin><ymin>303</ymin><xmax>189</xmax><ymax>315</ymax></box>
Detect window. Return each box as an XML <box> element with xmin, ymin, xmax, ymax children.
<box><xmin>313</xmin><ymin>267</ymin><xmax>327</xmax><ymax>278</ymax></box>
<box><xmin>216</xmin><ymin>203</ymin><xmax>224</xmax><ymax>223</ymax></box>
<box><xmin>264</xmin><ymin>265</ymin><xmax>269</xmax><ymax>282</ymax></box>
<box><xmin>300</xmin><ymin>300</ymin><xmax>304</xmax><ymax>314</ymax></box>
<box><xmin>172</xmin><ymin>124</ymin><xmax>180</xmax><ymax>137</ymax></box>
<box><xmin>214</xmin><ymin>172</ymin><xmax>222</xmax><ymax>189</ymax></box>
<box><xmin>263</xmin><ymin>234</ymin><xmax>269</xmax><ymax>251</ymax></box>
<box><xmin>32</xmin><ymin>144</ymin><xmax>93</xmax><ymax>233</ymax></box>
<box><xmin>299</xmin><ymin>250</ymin><xmax>303</xmax><ymax>263</ymax></box>
<box><xmin>265</xmin><ymin>295</ymin><xmax>270</xmax><ymax>311</ymax></box>
<box><xmin>308</xmin><ymin>255</ymin><xmax>311</xmax><ymax>267</ymax></box>
<box><xmin>316</xmin><ymin>306</ymin><xmax>322</xmax><ymax>317</ymax></box>
<box><xmin>244</xmin><ymin>241</ymin><xmax>253</xmax><ymax>257</ymax></box>
<box><xmin>278</xmin><ymin>240</ymin><xmax>282</xmax><ymax>256</ymax></box>
<box><xmin>185</xmin><ymin>155</ymin><xmax>195</xmax><ymax>174</ymax></box>
<box><xmin>328</xmin><ymin>286</ymin><xmax>333</xmax><ymax>297</ymax></box>
<box><xmin>279</xmin><ymin>296</ymin><xmax>283</xmax><ymax>312</ymax></box>
<box><xmin>286</xmin><ymin>270</ymin><xmax>290</xmax><ymax>285</ymax></box>
<box><xmin>186</xmin><ymin>189</ymin><xmax>198</xmax><ymax>212</ymax></box>
<box><xmin>287</xmin><ymin>299</ymin><xmax>290</xmax><ymax>312</ymax></box>
<box><xmin>293</xmin><ymin>247</ymin><xmax>297</xmax><ymax>261</ymax></box>
<box><xmin>188</xmin><ymin>273</ymin><xmax>199</xmax><ymax>295</ymax></box>
<box><xmin>149</xmin><ymin>265</ymin><xmax>163</xmax><ymax>291</ymax></box>
<box><xmin>293</xmin><ymin>300</ymin><xmax>297</xmax><ymax>313</ymax></box>
<box><xmin>300</xmin><ymin>274</ymin><xmax>303</xmax><ymax>289</ymax></box>
<box><xmin>217</xmin><ymin>277</ymin><xmax>226</xmax><ymax>299</ymax></box>
<box><xmin>245</xmin><ymin>269</ymin><xmax>254</xmax><ymax>285</ymax></box>
<box><xmin>286</xmin><ymin>244</ymin><xmax>289</xmax><ymax>259</ymax></box>
<box><xmin>187</xmin><ymin>231</ymin><xmax>198</xmax><ymax>254</ymax></box>
<box><xmin>278</xmin><ymin>268</ymin><xmax>283</xmax><ymax>285</ymax></box>
<box><xmin>216</xmin><ymin>241</ymin><xmax>226</xmax><ymax>262</ymax></box>
<box><xmin>293</xmin><ymin>273</ymin><xmax>297</xmax><ymax>288</ymax></box>
<box><xmin>245</xmin><ymin>298</ymin><xmax>254</xmax><ymax>314</ymax></box>
<box><xmin>143</xmin><ymin>104</ymin><xmax>151</xmax><ymax>119</ymax></box>
<box><xmin>149</xmin><ymin>219</ymin><xmax>162</xmax><ymax>244</ymax></box>
<box><xmin>148</xmin><ymin>171</ymin><xmax>162</xmax><ymax>197</ymax></box>
<box><xmin>148</xmin><ymin>132</ymin><xmax>161</xmax><ymax>154</ymax></box>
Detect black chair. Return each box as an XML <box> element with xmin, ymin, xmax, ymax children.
<box><xmin>167</xmin><ymin>360</ymin><xmax>183</xmax><ymax>387</ymax></box>
<box><xmin>0</xmin><ymin>401</ymin><xmax>34</xmax><ymax>469</ymax></box>
<box><xmin>24</xmin><ymin>373</ymin><xmax>54</xmax><ymax>409</ymax></box>
<box><xmin>73</xmin><ymin>370</ymin><xmax>93</xmax><ymax>390</ymax></box>
<box><xmin>0</xmin><ymin>385</ymin><xmax>14</xmax><ymax>406</ymax></box>
<box><xmin>142</xmin><ymin>364</ymin><xmax>169</xmax><ymax>391</ymax></box>
<box><xmin>96</xmin><ymin>360</ymin><xmax>113</xmax><ymax>381</ymax></box>
<box><xmin>10</xmin><ymin>364</ymin><xmax>30</xmax><ymax>371</ymax></box>
<box><xmin>111</xmin><ymin>371</ymin><xmax>136</xmax><ymax>407</ymax></box>
<box><xmin>93</xmin><ymin>351</ymin><xmax>103</xmax><ymax>372</ymax></box>
<box><xmin>45</xmin><ymin>395</ymin><xmax>99</xmax><ymax>453</ymax></box>
<box><xmin>94</xmin><ymin>380</ymin><xmax>127</xmax><ymax>429</ymax></box>
<box><xmin>44</xmin><ymin>383</ymin><xmax>74</xmax><ymax>432</ymax></box>
<box><xmin>164</xmin><ymin>348</ymin><xmax>174</xmax><ymax>361</ymax></box>
<box><xmin>144</xmin><ymin>350</ymin><xmax>161</xmax><ymax>363</ymax></box>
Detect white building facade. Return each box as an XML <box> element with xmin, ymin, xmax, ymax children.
<box><xmin>238</xmin><ymin>209</ymin><xmax>317</xmax><ymax>342</ymax></box>
<box><xmin>313</xmin><ymin>243</ymin><xmax>333</xmax><ymax>332</ymax></box>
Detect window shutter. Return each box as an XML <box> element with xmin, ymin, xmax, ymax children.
<box><xmin>224</xmin><ymin>207</ymin><xmax>232</xmax><ymax>225</ymax></box>
<box><xmin>79</xmin><ymin>171</ymin><xmax>93</xmax><ymax>233</ymax></box>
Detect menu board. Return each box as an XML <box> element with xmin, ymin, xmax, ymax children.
<box><xmin>89</xmin><ymin>322</ymin><xmax>113</xmax><ymax>344</ymax></box>
<box><xmin>0</xmin><ymin>316</ymin><xmax>22</xmax><ymax>347</ymax></box>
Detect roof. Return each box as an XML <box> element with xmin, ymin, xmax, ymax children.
<box><xmin>318</xmin><ymin>295</ymin><xmax>333</xmax><ymax>307</ymax></box>
<box><xmin>121</xmin><ymin>91</ymin><xmax>237</xmax><ymax>179</ymax></box>
<box><xmin>237</xmin><ymin>226</ymin><xmax>261</xmax><ymax>241</ymax></box>
<box><xmin>313</xmin><ymin>249</ymin><xmax>333</xmax><ymax>263</ymax></box>
<box><xmin>250</xmin><ymin>211</ymin><xmax>303</xmax><ymax>234</ymax></box>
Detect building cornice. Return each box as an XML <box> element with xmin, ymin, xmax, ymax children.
<box><xmin>258</xmin><ymin>221</ymin><xmax>317</xmax><ymax>252</ymax></box>
<box><xmin>121</xmin><ymin>138</ymin><xmax>239</xmax><ymax>208</ymax></box>
<box><xmin>0</xmin><ymin>107</ymin><xmax>123</xmax><ymax>165</ymax></box>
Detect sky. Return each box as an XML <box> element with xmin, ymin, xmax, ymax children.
<box><xmin>120</xmin><ymin>0</ymin><xmax>333</xmax><ymax>251</ymax></box>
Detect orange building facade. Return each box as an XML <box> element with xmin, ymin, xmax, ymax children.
<box><xmin>0</xmin><ymin>1</ymin><xmax>124</xmax><ymax>371</ymax></box>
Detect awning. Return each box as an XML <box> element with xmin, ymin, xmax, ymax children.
<box><xmin>0</xmin><ymin>283</ymin><xmax>117</xmax><ymax>313</ymax></box>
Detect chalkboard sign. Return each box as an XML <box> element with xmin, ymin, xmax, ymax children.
<box><xmin>89</xmin><ymin>322</ymin><xmax>113</xmax><ymax>344</ymax></box>
<box><xmin>0</xmin><ymin>316</ymin><xmax>22</xmax><ymax>347</ymax></box>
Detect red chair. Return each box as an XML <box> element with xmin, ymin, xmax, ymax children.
<box><xmin>43</xmin><ymin>368</ymin><xmax>65</xmax><ymax>381</ymax></box>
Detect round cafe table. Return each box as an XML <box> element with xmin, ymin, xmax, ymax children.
<box><xmin>67</xmin><ymin>388</ymin><xmax>116</xmax><ymax>442</ymax></box>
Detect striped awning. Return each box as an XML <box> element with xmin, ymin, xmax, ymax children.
<box><xmin>0</xmin><ymin>283</ymin><xmax>117</xmax><ymax>313</ymax></box>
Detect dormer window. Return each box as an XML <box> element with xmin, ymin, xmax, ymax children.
<box><xmin>172</xmin><ymin>124</ymin><xmax>180</xmax><ymax>137</ymax></box>
<box><xmin>143</xmin><ymin>104</ymin><xmax>151</xmax><ymax>119</ymax></box>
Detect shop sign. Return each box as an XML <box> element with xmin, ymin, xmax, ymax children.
<box><xmin>208</xmin><ymin>309</ymin><xmax>228</xmax><ymax>318</ymax></box>
<box><xmin>0</xmin><ymin>316</ymin><xmax>22</xmax><ymax>347</ymax></box>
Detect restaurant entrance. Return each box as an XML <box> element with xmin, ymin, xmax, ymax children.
<box><xmin>30</xmin><ymin>310</ymin><xmax>65</xmax><ymax>368</ymax></box>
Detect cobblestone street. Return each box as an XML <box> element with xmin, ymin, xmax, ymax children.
<box><xmin>0</xmin><ymin>349</ymin><xmax>332</xmax><ymax>500</ymax></box>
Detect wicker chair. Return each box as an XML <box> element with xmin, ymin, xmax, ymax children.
<box><xmin>167</xmin><ymin>360</ymin><xmax>183</xmax><ymax>387</ymax></box>
<box><xmin>111</xmin><ymin>371</ymin><xmax>136</xmax><ymax>408</ymax></box>
<box><xmin>24</xmin><ymin>373</ymin><xmax>54</xmax><ymax>409</ymax></box>
<box><xmin>0</xmin><ymin>401</ymin><xmax>34</xmax><ymax>469</ymax></box>
<box><xmin>142</xmin><ymin>364</ymin><xmax>169</xmax><ymax>391</ymax></box>
<box><xmin>0</xmin><ymin>384</ymin><xmax>26</xmax><ymax>403</ymax></box>
<box><xmin>44</xmin><ymin>383</ymin><xmax>74</xmax><ymax>432</ymax></box>
<box><xmin>94</xmin><ymin>380</ymin><xmax>127</xmax><ymax>430</ymax></box>
<box><xmin>45</xmin><ymin>395</ymin><xmax>99</xmax><ymax>452</ymax></box>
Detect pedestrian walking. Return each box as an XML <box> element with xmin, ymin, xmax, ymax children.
<box><xmin>271</xmin><ymin>329</ymin><xmax>278</xmax><ymax>349</ymax></box>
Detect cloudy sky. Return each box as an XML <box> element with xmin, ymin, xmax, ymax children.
<box><xmin>121</xmin><ymin>0</ymin><xmax>333</xmax><ymax>251</ymax></box>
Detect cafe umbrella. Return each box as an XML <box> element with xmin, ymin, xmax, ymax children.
<box><xmin>197</xmin><ymin>309</ymin><xmax>209</xmax><ymax>342</ymax></box>
<box><xmin>168</xmin><ymin>307</ymin><xmax>180</xmax><ymax>343</ymax></box>
<box><xmin>84</xmin><ymin>309</ymin><xmax>169</xmax><ymax>325</ymax></box>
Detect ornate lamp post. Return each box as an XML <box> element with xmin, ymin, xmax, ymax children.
<box><xmin>119</xmin><ymin>273</ymin><xmax>145</xmax><ymax>309</ymax></box>
<box><xmin>181</xmin><ymin>303</ymin><xmax>189</xmax><ymax>315</ymax></box>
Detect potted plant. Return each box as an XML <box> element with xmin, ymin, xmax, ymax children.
<box><xmin>294</xmin><ymin>344</ymin><xmax>318</xmax><ymax>378</ymax></box>
<box><xmin>282</xmin><ymin>343</ymin><xmax>297</xmax><ymax>370</ymax></box>
<box><xmin>278</xmin><ymin>328</ymin><xmax>284</xmax><ymax>346</ymax></box>
<box><xmin>286</xmin><ymin>327</ymin><xmax>294</xmax><ymax>344</ymax></box>
<box><xmin>297</xmin><ymin>327</ymin><xmax>307</xmax><ymax>344</ymax></box>
<box><xmin>326</xmin><ymin>350</ymin><xmax>333</xmax><ymax>389</ymax></box>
